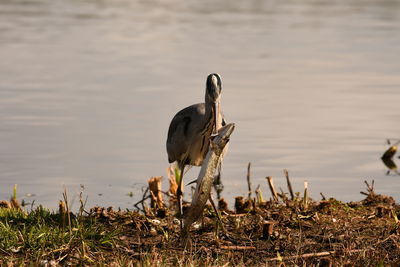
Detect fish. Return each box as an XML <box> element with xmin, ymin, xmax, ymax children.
<box><xmin>180</xmin><ymin>123</ymin><xmax>235</xmax><ymax>244</ymax></box>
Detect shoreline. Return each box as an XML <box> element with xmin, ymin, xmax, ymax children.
<box><xmin>1</xmin><ymin>180</ymin><xmax>400</xmax><ymax>266</ymax></box>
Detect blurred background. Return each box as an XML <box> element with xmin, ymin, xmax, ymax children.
<box><xmin>0</xmin><ymin>0</ymin><xmax>399</xmax><ymax>210</ymax></box>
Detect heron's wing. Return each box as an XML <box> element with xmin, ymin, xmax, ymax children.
<box><xmin>167</xmin><ymin>114</ymin><xmax>189</xmax><ymax>163</ymax></box>
<box><xmin>166</xmin><ymin>103</ymin><xmax>205</xmax><ymax>163</ymax></box>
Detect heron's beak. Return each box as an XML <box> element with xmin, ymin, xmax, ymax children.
<box><xmin>213</xmin><ymin>101</ymin><xmax>219</xmax><ymax>135</ymax></box>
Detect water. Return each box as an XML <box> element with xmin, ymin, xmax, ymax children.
<box><xmin>1</xmin><ymin>0</ymin><xmax>399</xmax><ymax>210</ymax></box>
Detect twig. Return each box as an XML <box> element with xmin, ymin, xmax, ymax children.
<box><xmin>0</xmin><ymin>247</ymin><xmax>11</xmax><ymax>256</ymax></box>
<box><xmin>361</xmin><ymin>180</ymin><xmax>375</xmax><ymax>196</ymax></box>
<box><xmin>365</xmin><ymin>180</ymin><xmax>375</xmax><ymax>192</ymax></box>
<box><xmin>227</xmin><ymin>213</ymin><xmax>248</xmax><ymax>217</ymax></box>
<box><xmin>320</xmin><ymin>192</ymin><xmax>326</xmax><ymax>200</ymax></box>
<box><xmin>374</xmin><ymin>234</ymin><xmax>400</xmax><ymax>248</ymax></box>
<box><xmin>220</xmin><ymin>245</ymin><xmax>256</xmax><ymax>250</ymax></box>
<box><xmin>133</xmin><ymin>187</ymin><xmax>150</xmax><ymax>211</ymax></box>
<box><xmin>266</xmin><ymin>176</ymin><xmax>278</xmax><ymax>202</ymax></box>
<box><xmin>246</xmin><ymin>162</ymin><xmax>252</xmax><ymax>199</ymax></box>
<box><xmin>62</xmin><ymin>187</ymin><xmax>72</xmax><ymax>235</ymax></box>
<box><xmin>133</xmin><ymin>196</ymin><xmax>150</xmax><ymax>211</ymax></box>
<box><xmin>267</xmin><ymin>251</ymin><xmax>334</xmax><ymax>261</ymax></box>
<box><xmin>303</xmin><ymin>181</ymin><xmax>308</xmax><ymax>210</ymax></box>
<box><xmin>78</xmin><ymin>185</ymin><xmax>87</xmax><ymax>218</ymax></box>
<box><xmin>284</xmin><ymin>169</ymin><xmax>294</xmax><ymax>200</ymax></box>
<box><xmin>266</xmin><ymin>249</ymin><xmax>364</xmax><ymax>262</ymax></box>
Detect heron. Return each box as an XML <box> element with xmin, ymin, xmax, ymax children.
<box><xmin>166</xmin><ymin>73</ymin><xmax>226</xmax><ymax>220</ymax></box>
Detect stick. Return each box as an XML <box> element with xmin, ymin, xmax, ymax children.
<box><xmin>303</xmin><ymin>181</ymin><xmax>308</xmax><ymax>209</ymax></box>
<box><xmin>62</xmin><ymin>187</ymin><xmax>72</xmax><ymax>235</ymax></box>
<box><xmin>266</xmin><ymin>176</ymin><xmax>278</xmax><ymax>202</ymax></box>
<box><xmin>283</xmin><ymin>169</ymin><xmax>294</xmax><ymax>200</ymax></box>
<box><xmin>266</xmin><ymin>249</ymin><xmax>364</xmax><ymax>261</ymax></box>
<box><xmin>220</xmin><ymin>245</ymin><xmax>256</xmax><ymax>250</ymax></box>
<box><xmin>362</xmin><ymin>180</ymin><xmax>375</xmax><ymax>196</ymax></box>
<box><xmin>246</xmin><ymin>162</ymin><xmax>252</xmax><ymax>199</ymax></box>
<box><xmin>133</xmin><ymin>187</ymin><xmax>150</xmax><ymax>211</ymax></box>
<box><xmin>267</xmin><ymin>251</ymin><xmax>334</xmax><ymax>261</ymax></box>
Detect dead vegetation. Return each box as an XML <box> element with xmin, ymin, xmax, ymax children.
<box><xmin>98</xmin><ymin>180</ymin><xmax>400</xmax><ymax>266</ymax></box>
<box><xmin>1</xmin><ymin>177</ymin><xmax>400</xmax><ymax>266</ymax></box>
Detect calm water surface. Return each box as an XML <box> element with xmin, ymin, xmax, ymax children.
<box><xmin>1</xmin><ymin>0</ymin><xmax>400</xmax><ymax>210</ymax></box>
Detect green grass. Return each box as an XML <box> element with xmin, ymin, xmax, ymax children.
<box><xmin>0</xmin><ymin>206</ymin><xmax>118</xmax><ymax>265</ymax></box>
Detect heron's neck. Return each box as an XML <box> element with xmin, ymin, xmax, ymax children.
<box><xmin>200</xmin><ymin>99</ymin><xmax>213</xmax><ymax>131</ymax></box>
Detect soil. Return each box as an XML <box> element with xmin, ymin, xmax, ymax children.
<box><xmin>90</xmin><ymin>188</ymin><xmax>400</xmax><ymax>266</ymax></box>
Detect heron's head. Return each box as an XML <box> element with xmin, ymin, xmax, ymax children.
<box><xmin>205</xmin><ymin>73</ymin><xmax>222</xmax><ymax>135</ymax></box>
<box><xmin>205</xmin><ymin>73</ymin><xmax>222</xmax><ymax>103</ymax></box>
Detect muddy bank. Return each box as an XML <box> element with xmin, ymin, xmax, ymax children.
<box><xmin>1</xmin><ymin>181</ymin><xmax>400</xmax><ymax>266</ymax></box>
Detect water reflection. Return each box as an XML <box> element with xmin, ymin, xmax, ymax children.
<box><xmin>381</xmin><ymin>139</ymin><xmax>400</xmax><ymax>176</ymax></box>
<box><xmin>382</xmin><ymin>157</ymin><xmax>398</xmax><ymax>176</ymax></box>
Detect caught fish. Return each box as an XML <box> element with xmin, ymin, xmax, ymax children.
<box><xmin>181</xmin><ymin>123</ymin><xmax>235</xmax><ymax>244</ymax></box>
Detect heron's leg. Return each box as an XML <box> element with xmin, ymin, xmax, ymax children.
<box><xmin>213</xmin><ymin>163</ymin><xmax>224</xmax><ymax>202</ymax></box>
<box><xmin>208</xmin><ymin>195</ymin><xmax>226</xmax><ymax>234</ymax></box>
<box><xmin>176</xmin><ymin>163</ymin><xmax>185</xmax><ymax>228</ymax></box>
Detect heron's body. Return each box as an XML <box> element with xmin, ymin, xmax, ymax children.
<box><xmin>166</xmin><ymin>73</ymin><xmax>226</xmax><ymax>223</ymax></box>
<box><xmin>167</xmin><ymin>103</ymin><xmax>225</xmax><ymax>167</ymax></box>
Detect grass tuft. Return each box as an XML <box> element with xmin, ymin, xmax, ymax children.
<box><xmin>0</xmin><ymin>197</ymin><xmax>119</xmax><ymax>265</ymax></box>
